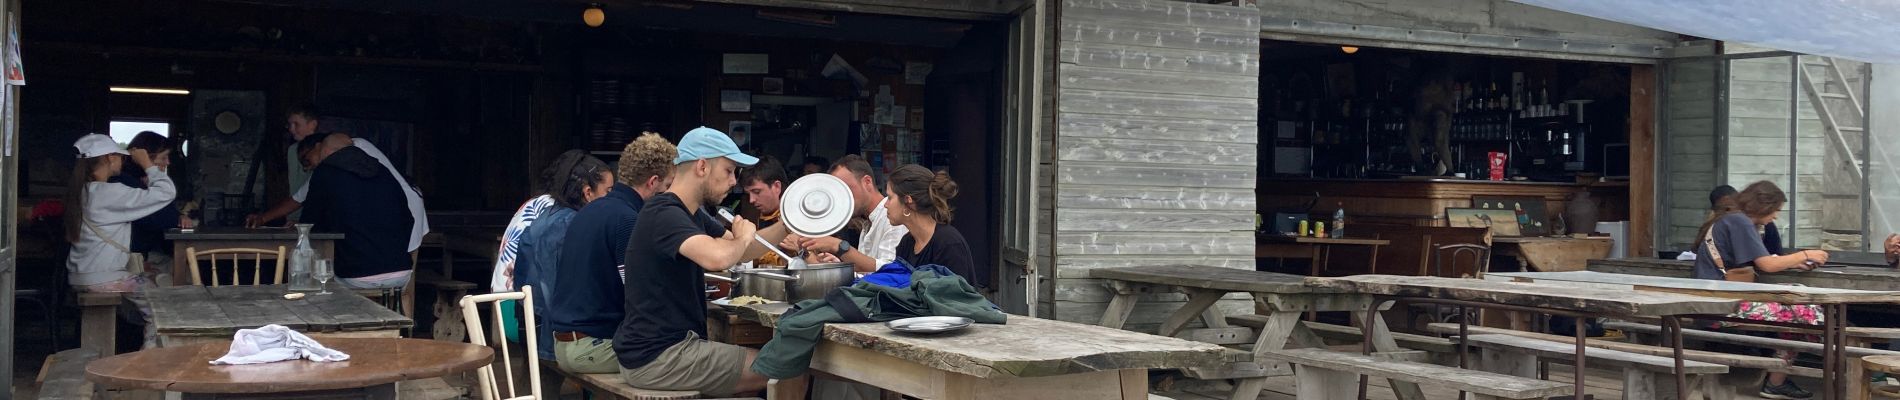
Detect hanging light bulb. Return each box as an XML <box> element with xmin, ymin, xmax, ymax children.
<box><xmin>583</xmin><ymin>4</ymin><xmax>606</xmax><ymax>28</ymax></box>
<box><xmin>1341</xmin><ymin>46</ymin><xmax>1360</xmax><ymax>54</ymax></box>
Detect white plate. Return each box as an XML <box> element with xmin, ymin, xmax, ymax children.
<box><xmin>780</xmin><ymin>174</ymin><xmax>854</xmax><ymax>238</ymax></box>
<box><xmin>885</xmin><ymin>316</ymin><xmax>974</xmax><ymax>334</ymax></box>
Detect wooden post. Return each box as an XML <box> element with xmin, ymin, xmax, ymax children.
<box><xmin>1629</xmin><ymin>64</ymin><xmax>1658</xmax><ymax>258</ymax></box>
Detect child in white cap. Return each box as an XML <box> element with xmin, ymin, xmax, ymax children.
<box><xmin>65</xmin><ymin>133</ymin><xmax>174</xmax><ymax>349</ymax></box>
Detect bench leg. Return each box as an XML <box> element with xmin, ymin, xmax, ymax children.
<box><xmin>1292</xmin><ymin>365</ymin><xmax>1357</xmax><ymax>400</ymax></box>
<box><xmin>1098</xmin><ymin>293</ymin><xmax>1140</xmax><ymax>330</ymax></box>
<box><xmin>431</xmin><ymin>289</ymin><xmax>469</xmax><ymax>342</ymax></box>
<box><xmin>1229</xmin><ymin>378</ymin><xmax>1267</xmax><ymax>400</ymax></box>
<box><xmin>1158</xmin><ymin>289</ymin><xmax>1226</xmax><ymax>337</ymax></box>
<box><xmin>81</xmin><ymin>304</ymin><xmax>117</xmax><ymax>354</ymax></box>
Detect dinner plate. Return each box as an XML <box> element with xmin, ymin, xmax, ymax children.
<box><xmin>885</xmin><ymin>316</ymin><xmax>974</xmax><ymax>334</ymax></box>
<box><xmin>780</xmin><ymin>174</ymin><xmax>854</xmax><ymax>238</ymax></box>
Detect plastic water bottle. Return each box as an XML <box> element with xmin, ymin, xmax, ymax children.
<box><xmin>1332</xmin><ymin>203</ymin><xmax>1347</xmax><ymax>238</ymax></box>
<box><xmin>289</xmin><ymin>224</ymin><xmax>318</xmax><ymax>291</ymax></box>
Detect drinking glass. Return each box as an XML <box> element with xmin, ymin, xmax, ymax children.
<box><xmin>312</xmin><ymin>259</ymin><xmax>334</xmax><ymax>295</ymax></box>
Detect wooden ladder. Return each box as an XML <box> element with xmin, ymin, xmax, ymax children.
<box><xmin>1795</xmin><ymin>55</ymin><xmax>1867</xmax><ymax>182</ymax></box>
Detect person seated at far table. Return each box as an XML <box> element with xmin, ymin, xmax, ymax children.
<box><xmin>614</xmin><ymin>127</ymin><xmax>792</xmax><ymax>397</ymax></box>
<box><xmin>1693</xmin><ymin>180</ymin><xmax>1829</xmax><ymax>400</ymax></box>
<box><xmin>298</xmin><ymin>133</ymin><xmax>415</xmax><ymax>289</ymax></box>
<box><xmin>546</xmin><ymin>133</ymin><xmax>677</xmax><ymax>374</ymax></box>
<box><xmin>739</xmin><ymin>156</ymin><xmax>791</xmax><ymax>267</ymax></box>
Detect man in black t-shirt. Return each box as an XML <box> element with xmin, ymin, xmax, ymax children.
<box><xmin>613</xmin><ymin>127</ymin><xmax>791</xmax><ymax>396</ymax></box>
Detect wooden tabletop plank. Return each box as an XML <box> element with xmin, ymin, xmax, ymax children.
<box><xmin>1490</xmin><ymin>271</ymin><xmax>1900</xmax><ymax>304</ymax></box>
<box><xmin>166</xmin><ymin>227</ymin><xmax>344</xmax><ymax>241</ymax></box>
<box><xmin>735</xmin><ymin>303</ymin><xmax>1237</xmax><ymax>379</ymax></box>
<box><xmin>85</xmin><ymin>338</ymin><xmax>490</xmax><ymax>393</ymax></box>
<box><xmin>1590</xmin><ymin>258</ymin><xmax>1900</xmax><ymax>292</ymax></box>
<box><xmin>1306</xmin><ymin>275</ymin><xmax>1739</xmax><ymax>317</ymax></box>
<box><xmin>150</xmin><ymin>285</ymin><xmax>409</xmax><ymax>336</ymax></box>
<box><xmin>306</xmin><ymin>288</ymin><xmax>410</xmax><ymax>331</ymax></box>
<box><xmin>150</xmin><ymin>286</ymin><xmax>235</xmax><ymax>335</ymax></box>
<box><xmin>1089</xmin><ymin>264</ymin><xmax>1336</xmax><ymax>294</ymax></box>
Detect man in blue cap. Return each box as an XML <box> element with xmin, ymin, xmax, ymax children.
<box><xmin>613</xmin><ymin>127</ymin><xmax>791</xmax><ymax>396</ymax></box>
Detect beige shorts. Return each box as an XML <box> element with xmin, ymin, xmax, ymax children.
<box><xmin>618</xmin><ymin>331</ymin><xmax>748</xmax><ymax>396</ymax></box>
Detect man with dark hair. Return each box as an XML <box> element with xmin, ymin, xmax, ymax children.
<box><xmin>297</xmin><ymin>133</ymin><xmax>414</xmax><ymax>286</ymax></box>
<box><xmin>799</xmin><ymin>156</ymin><xmax>828</xmax><ymax>178</ymax></box>
<box><xmin>740</xmin><ymin>156</ymin><xmax>789</xmax><ymax>266</ymax></box>
<box><xmin>783</xmin><ymin>154</ymin><xmax>907</xmax><ymax>273</ymax></box>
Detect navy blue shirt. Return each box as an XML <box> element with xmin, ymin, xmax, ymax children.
<box><xmin>109</xmin><ymin>171</ymin><xmax>177</xmax><ymax>254</ymax></box>
<box><xmin>547</xmin><ymin>184</ymin><xmax>644</xmax><ymax>339</ymax></box>
<box><xmin>302</xmin><ymin>147</ymin><xmax>413</xmax><ymax>279</ymax></box>
<box><xmin>1692</xmin><ymin>213</ymin><xmax>1774</xmax><ymax>280</ymax></box>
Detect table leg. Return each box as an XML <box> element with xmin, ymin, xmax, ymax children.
<box><xmin>171</xmin><ymin>241</ymin><xmax>190</xmax><ymax>286</ymax></box>
<box><xmin>1158</xmin><ymin>289</ymin><xmax>1227</xmax><ymax>337</ymax></box>
<box><xmin>1096</xmin><ymin>282</ymin><xmax>1149</xmax><ymax>330</ymax></box>
<box><xmin>1354</xmin><ymin>301</ymin><xmax>1424</xmax><ymax>400</ymax></box>
<box><xmin>767</xmin><ymin>375</ymin><xmax>812</xmax><ymax>400</ymax></box>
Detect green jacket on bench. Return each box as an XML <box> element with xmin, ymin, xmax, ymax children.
<box><xmin>751</xmin><ymin>268</ymin><xmax>1005</xmax><ymax>379</ymax></box>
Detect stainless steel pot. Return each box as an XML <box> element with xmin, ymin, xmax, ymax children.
<box><xmin>705</xmin><ymin>262</ymin><xmax>855</xmax><ymax>302</ymax></box>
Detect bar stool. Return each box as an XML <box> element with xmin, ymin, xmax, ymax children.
<box><xmin>1864</xmin><ymin>355</ymin><xmax>1900</xmax><ymax>398</ymax></box>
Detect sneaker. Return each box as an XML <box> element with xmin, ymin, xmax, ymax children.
<box><xmin>1759</xmin><ymin>381</ymin><xmax>1813</xmax><ymax>400</ymax></box>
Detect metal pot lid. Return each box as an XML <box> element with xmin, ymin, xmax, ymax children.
<box><xmin>780</xmin><ymin>173</ymin><xmax>854</xmax><ymax>238</ymax></box>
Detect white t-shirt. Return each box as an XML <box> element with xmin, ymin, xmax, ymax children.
<box><xmin>859</xmin><ymin>197</ymin><xmax>908</xmax><ymax>267</ymax></box>
<box><xmin>294</xmin><ymin>139</ymin><xmax>429</xmax><ymax>251</ymax></box>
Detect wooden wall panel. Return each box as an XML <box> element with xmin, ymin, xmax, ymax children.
<box><xmin>1050</xmin><ymin>0</ymin><xmax>1260</xmax><ymax>325</ymax></box>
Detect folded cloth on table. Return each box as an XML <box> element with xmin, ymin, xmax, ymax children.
<box><xmin>210</xmin><ymin>324</ymin><xmax>351</xmax><ymax>365</ymax></box>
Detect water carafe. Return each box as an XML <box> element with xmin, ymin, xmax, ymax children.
<box><xmin>288</xmin><ymin>224</ymin><xmax>320</xmax><ymax>291</ymax></box>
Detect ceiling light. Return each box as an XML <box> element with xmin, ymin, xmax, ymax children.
<box><xmin>1341</xmin><ymin>46</ymin><xmax>1360</xmax><ymax>54</ymax></box>
<box><xmin>583</xmin><ymin>4</ymin><xmax>605</xmax><ymax>28</ymax></box>
<box><xmin>109</xmin><ymin>87</ymin><xmax>191</xmax><ymax>95</ymax></box>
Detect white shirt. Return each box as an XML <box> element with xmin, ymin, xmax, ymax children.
<box><xmin>859</xmin><ymin>197</ymin><xmax>908</xmax><ymax>267</ymax></box>
<box><xmin>293</xmin><ymin>139</ymin><xmax>429</xmax><ymax>251</ymax></box>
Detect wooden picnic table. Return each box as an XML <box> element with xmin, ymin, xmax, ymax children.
<box><xmin>733</xmin><ymin>302</ymin><xmax>1232</xmax><ymax>400</ymax></box>
<box><xmin>1590</xmin><ymin>257</ymin><xmax>1900</xmax><ymax>291</ymax></box>
<box><xmin>1482</xmin><ymin>270</ymin><xmax>1900</xmax><ymax>400</ymax></box>
<box><xmin>167</xmin><ymin>227</ymin><xmax>341</xmax><ymax>286</ymax></box>
<box><xmin>1308</xmin><ymin>274</ymin><xmax>1740</xmax><ymax>399</ymax></box>
<box><xmin>148</xmin><ymin>283</ymin><xmax>413</xmax><ymax>348</ymax></box>
<box><xmin>1490</xmin><ymin>236</ymin><xmax>1613</xmax><ymax>272</ymax></box>
<box><xmin>1089</xmin><ymin>264</ymin><xmax>1423</xmax><ymax>400</ymax></box>
<box><xmin>1256</xmin><ymin>234</ymin><xmax>1388</xmax><ymax>276</ymax></box>
<box><xmin>86</xmin><ymin>338</ymin><xmax>490</xmax><ymax>399</ymax></box>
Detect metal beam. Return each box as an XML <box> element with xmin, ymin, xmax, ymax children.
<box><xmin>1258</xmin><ymin>16</ymin><xmax>1668</xmax><ymax>64</ymax></box>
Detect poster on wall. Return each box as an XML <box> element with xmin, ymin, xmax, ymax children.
<box><xmin>720</xmin><ymin>90</ymin><xmax>751</xmax><ymax>113</ymax></box>
<box><xmin>6</xmin><ymin>11</ymin><xmax>22</xmax><ymax>85</ymax></box>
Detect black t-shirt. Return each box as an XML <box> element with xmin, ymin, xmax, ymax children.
<box><xmin>896</xmin><ymin>225</ymin><xmax>981</xmax><ymax>288</ymax></box>
<box><xmin>614</xmin><ymin>192</ymin><xmax>728</xmax><ymax>369</ymax></box>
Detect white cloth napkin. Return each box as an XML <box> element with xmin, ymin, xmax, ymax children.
<box><xmin>1676</xmin><ymin>251</ymin><xmax>1698</xmax><ymax>261</ymax></box>
<box><xmin>210</xmin><ymin>324</ymin><xmax>351</xmax><ymax>365</ymax></box>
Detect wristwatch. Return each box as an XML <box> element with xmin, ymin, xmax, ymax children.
<box><xmin>837</xmin><ymin>240</ymin><xmax>853</xmax><ymax>255</ymax></box>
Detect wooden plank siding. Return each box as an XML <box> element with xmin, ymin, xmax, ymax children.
<box><xmin>1050</xmin><ymin>0</ymin><xmax>1260</xmax><ymax>331</ymax></box>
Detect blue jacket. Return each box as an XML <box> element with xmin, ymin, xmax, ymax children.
<box><xmin>514</xmin><ymin>206</ymin><xmax>575</xmax><ymax>360</ymax></box>
<box><xmin>548</xmin><ymin>184</ymin><xmax>644</xmax><ymax>339</ymax></box>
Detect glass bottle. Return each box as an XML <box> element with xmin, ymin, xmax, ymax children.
<box><xmin>289</xmin><ymin>224</ymin><xmax>318</xmax><ymax>291</ymax></box>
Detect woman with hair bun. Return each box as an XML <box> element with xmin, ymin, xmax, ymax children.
<box><xmin>883</xmin><ymin>164</ymin><xmax>982</xmax><ymax>289</ymax></box>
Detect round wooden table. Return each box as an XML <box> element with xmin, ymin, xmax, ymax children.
<box><xmin>86</xmin><ymin>338</ymin><xmax>492</xmax><ymax>399</ymax></box>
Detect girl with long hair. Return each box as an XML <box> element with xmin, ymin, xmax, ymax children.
<box><xmin>65</xmin><ymin>133</ymin><xmax>177</xmax><ymax>349</ymax></box>
<box><xmin>1693</xmin><ymin>181</ymin><xmax>1829</xmax><ymax>399</ymax></box>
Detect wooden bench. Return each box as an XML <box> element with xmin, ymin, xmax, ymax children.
<box><xmin>37</xmin><ymin>349</ymin><xmax>99</xmax><ymax>400</ymax></box>
<box><xmin>1608</xmin><ymin>319</ymin><xmax>1900</xmax><ymax>398</ymax></box>
<box><xmin>415</xmin><ymin>272</ymin><xmax>477</xmax><ymax>342</ymax></box>
<box><xmin>1227</xmin><ymin>316</ymin><xmax>1457</xmax><ymax>354</ymax></box>
<box><xmin>1455</xmin><ymin>334</ymin><xmax>1730</xmax><ymax>400</ymax></box>
<box><xmin>1426</xmin><ymin>323</ymin><xmax>1786</xmax><ymax>399</ymax></box>
<box><xmin>557</xmin><ymin>369</ymin><xmax>762</xmax><ymax>400</ymax></box>
<box><xmin>73</xmin><ymin>292</ymin><xmax>120</xmax><ymax>354</ymax></box>
<box><xmin>1259</xmin><ymin>347</ymin><xmax>1573</xmax><ymax>400</ymax></box>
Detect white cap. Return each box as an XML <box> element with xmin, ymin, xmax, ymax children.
<box><xmin>73</xmin><ymin>134</ymin><xmax>127</xmax><ymax>159</ymax></box>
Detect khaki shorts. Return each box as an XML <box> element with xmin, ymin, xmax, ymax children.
<box><xmin>554</xmin><ymin>337</ymin><xmax>619</xmax><ymax>374</ymax></box>
<box><xmin>618</xmin><ymin>331</ymin><xmax>748</xmax><ymax>396</ymax></box>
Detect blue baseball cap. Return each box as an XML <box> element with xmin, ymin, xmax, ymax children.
<box><xmin>673</xmin><ymin>126</ymin><xmax>759</xmax><ymax>166</ymax></box>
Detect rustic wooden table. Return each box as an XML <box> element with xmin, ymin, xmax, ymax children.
<box><xmin>1488</xmin><ymin>270</ymin><xmax>1900</xmax><ymax>400</ymax></box>
<box><xmin>735</xmin><ymin>303</ymin><xmax>1233</xmax><ymax>400</ymax></box>
<box><xmin>1256</xmin><ymin>234</ymin><xmax>1389</xmax><ymax>276</ymax></box>
<box><xmin>86</xmin><ymin>338</ymin><xmax>491</xmax><ymax>400</ymax></box>
<box><xmin>148</xmin><ymin>284</ymin><xmax>413</xmax><ymax>348</ymax></box>
<box><xmin>1308</xmin><ymin>274</ymin><xmax>1740</xmax><ymax>400</ymax></box>
<box><xmin>1089</xmin><ymin>264</ymin><xmax>1421</xmax><ymax>400</ymax></box>
<box><xmin>1491</xmin><ymin>236</ymin><xmax>1614</xmax><ymax>272</ymax></box>
<box><xmin>1590</xmin><ymin>257</ymin><xmax>1900</xmax><ymax>291</ymax></box>
<box><xmin>167</xmin><ymin>227</ymin><xmax>341</xmax><ymax>286</ymax></box>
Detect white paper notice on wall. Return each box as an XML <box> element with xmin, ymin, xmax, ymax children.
<box><xmin>722</xmin><ymin>53</ymin><xmax>768</xmax><ymax>74</ymax></box>
<box><xmin>5</xmin><ymin>11</ymin><xmax>21</xmax><ymax>86</ymax></box>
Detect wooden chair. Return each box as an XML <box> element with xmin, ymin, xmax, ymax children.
<box><xmin>185</xmin><ymin>246</ymin><xmax>287</xmax><ymax>286</ymax></box>
<box><xmin>461</xmin><ymin>285</ymin><xmax>543</xmax><ymax>400</ymax></box>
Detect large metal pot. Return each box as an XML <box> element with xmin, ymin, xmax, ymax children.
<box><xmin>705</xmin><ymin>262</ymin><xmax>855</xmax><ymax>302</ymax></box>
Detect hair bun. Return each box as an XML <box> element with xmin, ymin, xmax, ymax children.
<box><xmin>929</xmin><ymin>171</ymin><xmax>960</xmax><ymax>201</ymax></box>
